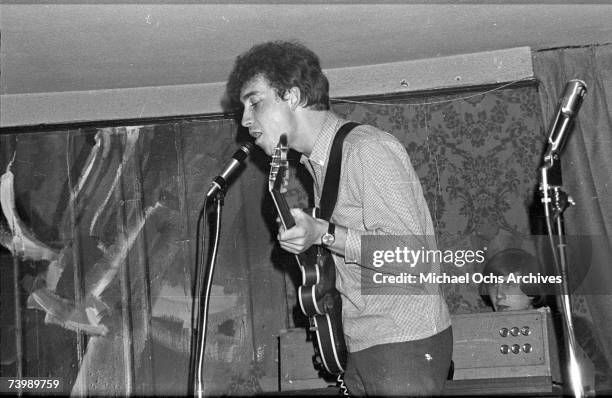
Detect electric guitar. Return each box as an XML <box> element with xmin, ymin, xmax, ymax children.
<box><xmin>268</xmin><ymin>134</ymin><xmax>347</xmax><ymax>375</ymax></box>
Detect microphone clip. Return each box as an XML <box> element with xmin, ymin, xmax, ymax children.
<box><xmin>208</xmin><ymin>176</ymin><xmax>228</xmax><ymax>197</ymax></box>
<box><xmin>206</xmin><ymin>176</ymin><xmax>228</xmax><ymax>204</ymax></box>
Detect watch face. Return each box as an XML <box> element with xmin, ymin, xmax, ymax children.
<box><xmin>322</xmin><ymin>233</ymin><xmax>335</xmax><ymax>246</ymax></box>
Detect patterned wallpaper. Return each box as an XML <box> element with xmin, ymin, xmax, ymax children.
<box><xmin>336</xmin><ymin>86</ymin><xmax>546</xmax><ymax>314</ymax></box>
<box><xmin>283</xmin><ymin>84</ymin><xmax>547</xmax><ymax>316</ymax></box>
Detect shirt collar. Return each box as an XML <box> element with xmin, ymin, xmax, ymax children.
<box><xmin>300</xmin><ymin>111</ymin><xmax>343</xmax><ymax>167</ymax></box>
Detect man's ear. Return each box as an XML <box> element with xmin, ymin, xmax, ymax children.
<box><xmin>285</xmin><ymin>87</ymin><xmax>302</xmax><ymax>111</ymax></box>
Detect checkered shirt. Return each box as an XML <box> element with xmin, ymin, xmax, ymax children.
<box><xmin>300</xmin><ymin>112</ymin><xmax>451</xmax><ymax>352</ymax></box>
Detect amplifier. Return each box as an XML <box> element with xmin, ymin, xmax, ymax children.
<box><xmin>450</xmin><ymin>308</ymin><xmax>561</xmax><ymax>381</ymax></box>
<box><xmin>279</xmin><ymin>309</ymin><xmax>562</xmax><ymax>390</ymax></box>
<box><xmin>278</xmin><ymin>309</ymin><xmax>594</xmax><ymax>394</ymax></box>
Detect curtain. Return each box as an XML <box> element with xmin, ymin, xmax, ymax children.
<box><xmin>533</xmin><ymin>44</ymin><xmax>612</xmax><ymax>389</ymax></box>
<box><xmin>0</xmin><ymin>119</ymin><xmax>287</xmax><ymax>395</ymax></box>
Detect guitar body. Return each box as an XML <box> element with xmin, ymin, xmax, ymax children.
<box><xmin>296</xmin><ymin>246</ymin><xmax>335</xmax><ymax>315</ymax></box>
<box><xmin>269</xmin><ymin>136</ymin><xmax>347</xmax><ymax>375</ymax></box>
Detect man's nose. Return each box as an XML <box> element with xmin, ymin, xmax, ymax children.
<box><xmin>241</xmin><ymin>108</ymin><xmax>252</xmax><ymax>128</ymax></box>
<box><xmin>496</xmin><ymin>286</ymin><xmax>506</xmax><ymax>299</ymax></box>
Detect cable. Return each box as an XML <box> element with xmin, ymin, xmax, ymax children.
<box><xmin>337</xmin><ymin>373</ymin><xmax>349</xmax><ymax>396</ymax></box>
<box><xmin>332</xmin><ymin>78</ymin><xmax>533</xmax><ymax>107</ymax></box>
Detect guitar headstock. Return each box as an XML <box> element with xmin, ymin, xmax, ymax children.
<box><xmin>269</xmin><ymin>134</ymin><xmax>289</xmax><ymax>194</ymax></box>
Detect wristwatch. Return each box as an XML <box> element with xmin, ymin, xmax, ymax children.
<box><xmin>321</xmin><ymin>222</ymin><xmax>336</xmax><ymax>247</ymax></box>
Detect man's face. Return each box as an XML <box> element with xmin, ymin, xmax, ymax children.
<box><xmin>487</xmin><ymin>275</ymin><xmax>533</xmax><ymax>311</ymax></box>
<box><xmin>240</xmin><ymin>75</ymin><xmax>294</xmax><ymax>156</ymax></box>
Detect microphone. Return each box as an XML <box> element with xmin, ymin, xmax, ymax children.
<box><xmin>206</xmin><ymin>142</ymin><xmax>254</xmax><ymax>198</ymax></box>
<box><xmin>543</xmin><ymin>79</ymin><xmax>587</xmax><ymax>166</ymax></box>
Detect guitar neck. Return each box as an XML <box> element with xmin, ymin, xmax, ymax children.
<box><xmin>271</xmin><ymin>183</ymin><xmax>315</xmax><ymax>276</ymax></box>
<box><xmin>270</xmin><ymin>189</ymin><xmax>296</xmax><ymax>230</ymax></box>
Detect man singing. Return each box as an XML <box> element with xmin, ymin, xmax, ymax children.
<box><xmin>226</xmin><ymin>40</ymin><xmax>452</xmax><ymax>396</ymax></box>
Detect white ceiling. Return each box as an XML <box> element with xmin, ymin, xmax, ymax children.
<box><xmin>1</xmin><ymin>3</ymin><xmax>612</xmax><ymax>96</ymax></box>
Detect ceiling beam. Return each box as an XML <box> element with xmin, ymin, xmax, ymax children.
<box><xmin>0</xmin><ymin>47</ymin><xmax>533</xmax><ymax>127</ymax></box>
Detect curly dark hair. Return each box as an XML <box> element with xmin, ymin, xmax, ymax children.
<box><xmin>479</xmin><ymin>248</ymin><xmax>547</xmax><ymax>308</ymax></box>
<box><xmin>226</xmin><ymin>40</ymin><xmax>330</xmax><ymax>111</ymax></box>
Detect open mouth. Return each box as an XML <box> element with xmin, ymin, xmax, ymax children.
<box><xmin>250</xmin><ymin>131</ymin><xmax>262</xmax><ymax>140</ymax></box>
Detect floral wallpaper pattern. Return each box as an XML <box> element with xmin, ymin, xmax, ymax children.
<box><xmin>281</xmin><ymin>85</ymin><xmax>547</xmax><ymax>318</ymax></box>
<box><xmin>328</xmin><ymin>85</ymin><xmax>547</xmax><ymax>314</ymax></box>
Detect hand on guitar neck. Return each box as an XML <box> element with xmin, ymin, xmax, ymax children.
<box><xmin>278</xmin><ymin>209</ymin><xmax>347</xmax><ymax>257</ymax></box>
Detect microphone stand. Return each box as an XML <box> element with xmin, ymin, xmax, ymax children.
<box><xmin>538</xmin><ymin>79</ymin><xmax>587</xmax><ymax>397</ymax></box>
<box><xmin>540</xmin><ymin>163</ymin><xmax>585</xmax><ymax>397</ymax></box>
<box><xmin>190</xmin><ymin>189</ymin><xmax>225</xmax><ymax>398</ymax></box>
<box><xmin>188</xmin><ymin>142</ymin><xmax>252</xmax><ymax>397</ymax></box>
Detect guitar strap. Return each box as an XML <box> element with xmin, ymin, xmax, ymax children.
<box><xmin>318</xmin><ymin>121</ymin><xmax>361</xmax><ymax>221</ymax></box>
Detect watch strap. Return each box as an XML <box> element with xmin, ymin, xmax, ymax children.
<box><xmin>328</xmin><ymin>222</ymin><xmax>335</xmax><ymax>235</ymax></box>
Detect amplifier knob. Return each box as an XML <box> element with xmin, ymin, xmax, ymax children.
<box><xmin>511</xmin><ymin>344</ymin><xmax>520</xmax><ymax>354</ymax></box>
<box><xmin>499</xmin><ymin>328</ymin><xmax>509</xmax><ymax>337</ymax></box>
<box><xmin>510</xmin><ymin>327</ymin><xmax>520</xmax><ymax>336</ymax></box>
<box><xmin>522</xmin><ymin>343</ymin><xmax>532</xmax><ymax>353</ymax></box>
<box><xmin>521</xmin><ymin>326</ymin><xmax>531</xmax><ymax>336</ymax></box>
<box><xmin>500</xmin><ymin>345</ymin><xmax>510</xmax><ymax>354</ymax></box>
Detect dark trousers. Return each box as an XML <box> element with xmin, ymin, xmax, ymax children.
<box><xmin>343</xmin><ymin>327</ymin><xmax>453</xmax><ymax>397</ymax></box>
